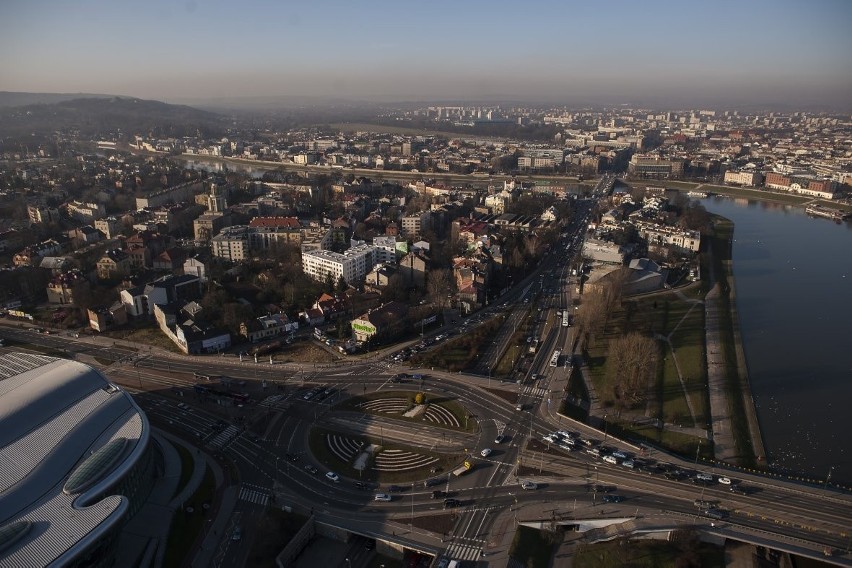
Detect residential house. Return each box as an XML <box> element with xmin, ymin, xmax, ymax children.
<box><xmin>96</xmin><ymin>249</ymin><xmax>132</xmax><ymax>279</ymax></box>
<box><xmin>153</xmin><ymin>247</ymin><xmax>186</xmax><ymax>272</ymax></box>
<box><xmin>46</xmin><ymin>270</ymin><xmax>86</xmax><ymax>305</ymax></box>
<box><xmin>350</xmin><ymin>301</ymin><xmax>409</xmax><ymax>343</ymax></box>
<box><xmin>183</xmin><ymin>254</ymin><xmax>210</xmax><ymax>283</ymax></box>
<box><xmin>87</xmin><ymin>302</ymin><xmax>128</xmax><ymax>332</ymax></box>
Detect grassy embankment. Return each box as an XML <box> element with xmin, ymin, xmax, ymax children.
<box><xmin>705</xmin><ymin>216</ymin><xmax>757</xmax><ymax>466</ymax></box>
<box><xmin>573</xmin><ymin>537</ymin><xmax>724</xmax><ymax>568</ymax></box>
<box><xmin>245</xmin><ymin>508</ymin><xmax>309</xmax><ymax>567</ymax></box>
<box><xmin>163</xmin><ymin>465</ymin><xmax>216</xmax><ymax>567</ymax></box>
<box><xmin>410</xmin><ymin>317</ymin><xmax>503</xmax><ymax>372</ymax></box>
<box><xmin>508</xmin><ymin>525</ymin><xmax>560</xmax><ymax>568</ymax></box>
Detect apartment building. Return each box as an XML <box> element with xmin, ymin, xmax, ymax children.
<box><xmin>628</xmin><ymin>155</ymin><xmax>685</xmax><ymax>177</ymax></box>
<box><xmin>401</xmin><ymin>211</ymin><xmax>431</xmax><ymax>238</ymax></box>
<box><xmin>302</xmin><ymin>244</ymin><xmax>376</xmax><ymax>285</ymax></box>
<box><xmin>211</xmin><ymin>225</ymin><xmax>250</xmax><ymax>261</ymax></box>
<box><xmin>724</xmin><ymin>170</ymin><xmax>764</xmax><ymax>187</ymax></box>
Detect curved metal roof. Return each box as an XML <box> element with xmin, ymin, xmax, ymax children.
<box><xmin>0</xmin><ymin>352</ymin><xmax>149</xmax><ymax>568</ymax></box>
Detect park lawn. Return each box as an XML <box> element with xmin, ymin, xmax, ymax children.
<box><xmin>574</xmin><ymin>538</ymin><xmax>724</xmax><ymax>568</ymax></box>
<box><xmin>245</xmin><ymin>508</ymin><xmax>309</xmax><ymax>568</ymax></box>
<box><xmin>163</xmin><ymin>466</ymin><xmax>216</xmax><ymax>568</ymax></box>
<box><xmin>509</xmin><ymin>526</ymin><xmax>559</xmax><ymax>568</ymax></box>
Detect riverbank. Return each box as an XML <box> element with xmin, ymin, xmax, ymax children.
<box><xmin>663</xmin><ymin>179</ymin><xmax>852</xmax><ymax>214</ymax></box>
<box><xmin>720</xmin><ymin>230</ymin><xmax>767</xmax><ymax>465</ymax></box>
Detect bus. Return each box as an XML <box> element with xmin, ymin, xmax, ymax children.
<box><xmin>562</xmin><ymin>311</ymin><xmax>573</xmax><ymax>327</ymax></box>
<box><xmin>549</xmin><ymin>349</ymin><xmax>561</xmax><ymax>367</ymax></box>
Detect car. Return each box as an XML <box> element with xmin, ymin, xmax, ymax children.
<box><xmin>374</xmin><ymin>493</ymin><xmax>392</xmax><ymax>502</ymax></box>
<box><xmin>729</xmin><ymin>484</ymin><xmax>749</xmax><ymax>495</ymax></box>
<box><xmin>494</xmin><ymin>434</ymin><xmax>506</xmax><ymax>444</ymax></box>
<box><xmin>602</xmin><ymin>495</ymin><xmax>624</xmax><ymax>503</ymax></box>
<box><xmin>354</xmin><ymin>481</ymin><xmax>371</xmax><ymax>490</ymax></box>
<box><xmin>424</xmin><ymin>477</ymin><xmax>444</xmax><ymax>487</ymax></box>
<box><xmin>621</xmin><ymin>460</ymin><xmax>635</xmax><ymax>469</ymax></box>
<box><xmin>480</xmin><ymin>448</ymin><xmax>492</xmax><ymax>458</ymax></box>
<box><xmin>521</xmin><ymin>480</ymin><xmax>538</xmax><ymax>490</ymax></box>
<box><xmin>602</xmin><ymin>455</ymin><xmax>618</xmax><ymax>465</ymax></box>
<box><xmin>694</xmin><ymin>499</ymin><xmax>713</xmax><ymax>508</ymax></box>
<box><xmin>703</xmin><ymin>508</ymin><xmax>728</xmax><ymax>520</ymax></box>
<box><xmin>443</xmin><ymin>498</ymin><xmax>461</xmax><ymax>509</ymax></box>
<box><xmin>717</xmin><ymin>476</ymin><xmax>732</xmax><ymax>485</ymax></box>
<box><xmin>304</xmin><ymin>465</ymin><xmax>318</xmax><ymax>474</ymax></box>
<box><xmin>611</xmin><ymin>450</ymin><xmax>628</xmax><ymax>459</ymax></box>
<box><xmin>515</xmin><ymin>404</ymin><xmax>524</xmax><ymax>411</ymax></box>
<box><xmin>286</xmin><ymin>453</ymin><xmax>299</xmax><ymax>462</ymax></box>
<box><xmin>325</xmin><ymin>471</ymin><xmax>340</xmax><ymax>483</ymax></box>
<box><xmin>177</xmin><ymin>402</ymin><xmax>189</xmax><ymax>410</ymax></box>
<box><xmin>695</xmin><ymin>472</ymin><xmax>714</xmax><ymax>482</ymax></box>
<box><xmin>232</xmin><ymin>527</ymin><xmax>242</xmax><ymax>541</ymax></box>
<box><xmin>431</xmin><ymin>490</ymin><xmax>447</xmax><ymax>499</ymax></box>
<box><xmin>364</xmin><ymin>538</ymin><xmax>375</xmax><ymax>550</ymax></box>
<box><xmin>388</xmin><ymin>485</ymin><xmax>404</xmax><ymax>493</ymax></box>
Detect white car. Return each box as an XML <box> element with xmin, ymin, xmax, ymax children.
<box><xmin>374</xmin><ymin>493</ymin><xmax>392</xmax><ymax>502</ymax></box>
<box><xmin>325</xmin><ymin>471</ymin><xmax>340</xmax><ymax>483</ymax></box>
<box><xmin>521</xmin><ymin>480</ymin><xmax>538</xmax><ymax>490</ymax></box>
<box><xmin>717</xmin><ymin>476</ymin><xmax>732</xmax><ymax>485</ymax></box>
<box><xmin>480</xmin><ymin>448</ymin><xmax>493</xmax><ymax>458</ymax></box>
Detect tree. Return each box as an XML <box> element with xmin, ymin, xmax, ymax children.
<box><xmin>609</xmin><ymin>332</ymin><xmax>658</xmax><ymax>408</ymax></box>
<box><xmin>336</xmin><ymin>276</ymin><xmax>348</xmax><ymax>295</ymax></box>
<box><xmin>426</xmin><ymin>268</ymin><xmax>453</xmax><ymax>310</ymax></box>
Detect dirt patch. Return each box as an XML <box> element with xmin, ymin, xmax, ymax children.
<box><xmin>273</xmin><ymin>342</ymin><xmax>336</xmax><ymax>364</ymax></box>
<box><xmin>410</xmin><ymin>513</ymin><xmax>457</xmax><ymax>536</ymax></box>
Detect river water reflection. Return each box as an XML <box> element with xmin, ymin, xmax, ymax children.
<box><xmin>699</xmin><ymin>197</ymin><xmax>852</xmax><ymax>483</ymax></box>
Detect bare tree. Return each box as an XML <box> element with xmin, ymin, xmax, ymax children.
<box><xmin>426</xmin><ymin>268</ymin><xmax>453</xmax><ymax>310</ymax></box>
<box><xmin>609</xmin><ymin>332</ymin><xmax>658</xmax><ymax>408</ymax></box>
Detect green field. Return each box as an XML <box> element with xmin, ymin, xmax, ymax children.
<box><xmin>411</xmin><ymin>317</ymin><xmax>504</xmax><ymax>372</ymax></box>
<box><xmin>574</xmin><ymin>537</ymin><xmax>724</xmax><ymax>568</ymax></box>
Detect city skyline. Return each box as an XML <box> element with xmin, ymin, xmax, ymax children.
<box><xmin>2</xmin><ymin>0</ymin><xmax>852</xmax><ymax>110</ymax></box>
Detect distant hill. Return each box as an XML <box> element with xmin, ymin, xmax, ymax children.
<box><xmin>0</xmin><ymin>91</ymin><xmax>120</xmax><ymax>108</ymax></box>
<box><xmin>0</xmin><ymin>95</ymin><xmax>224</xmax><ymax>140</ymax></box>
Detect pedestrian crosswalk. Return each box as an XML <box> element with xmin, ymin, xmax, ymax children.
<box><xmin>521</xmin><ymin>386</ymin><xmax>549</xmax><ymax>398</ymax></box>
<box><xmin>238</xmin><ymin>484</ymin><xmax>270</xmax><ymax>506</ymax></box>
<box><xmin>209</xmin><ymin>425</ymin><xmax>240</xmax><ymax>449</ymax></box>
<box><xmin>258</xmin><ymin>394</ymin><xmax>284</xmax><ymax>408</ymax></box>
<box><xmin>443</xmin><ymin>538</ymin><xmax>485</xmax><ymax>561</ymax></box>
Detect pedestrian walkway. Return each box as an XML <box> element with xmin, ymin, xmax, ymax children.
<box><xmin>443</xmin><ymin>537</ymin><xmax>485</xmax><ymax>561</ymax></box>
<box><xmin>238</xmin><ymin>483</ymin><xmax>270</xmax><ymax>506</ymax></box>
<box><xmin>208</xmin><ymin>425</ymin><xmax>240</xmax><ymax>449</ymax></box>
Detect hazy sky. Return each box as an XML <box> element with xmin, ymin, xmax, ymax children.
<box><xmin>2</xmin><ymin>0</ymin><xmax>851</xmax><ymax>109</ymax></box>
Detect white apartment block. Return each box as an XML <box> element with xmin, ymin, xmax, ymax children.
<box><xmin>724</xmin><ymin>170</ymin><xmax>764</xmax><ymax>186</ymax></box>
<box><xmin>302</xmin><ymin>244</ymin><xmax>376</xmax><ymax>285</ymax></box>
<box><xmin>67</xmin><ymin>201</ymin><xmax>106</xmax><ymax>222</ymax></box>
<box><xmin>634</xmin><ymin>221</ymin><xmax>701</xmax><ymax>252</ymax></box>
<box><xmin>372</xmin><ymin>236</ymin><xmax>398</xmax><ymax>264</ymax></box>
<box><xmin>211</xmin><ymin>225</ymin><xmax>250</xmax><ymax>261</ymax></box>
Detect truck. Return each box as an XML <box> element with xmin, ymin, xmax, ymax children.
<box><xmin>452</xmin><ymin>461</ymin><xmax>473</xmax><ymax>477</ymax></box>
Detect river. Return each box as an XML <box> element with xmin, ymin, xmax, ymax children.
<box><xmin>699</xmin><ymin>196</ymin><xmax>852</xmax><ymax>483</ymax></box>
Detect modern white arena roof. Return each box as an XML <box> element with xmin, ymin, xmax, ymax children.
<box><xmin>0</xmin><ymin>352</ymin><xmax>149</xmax><ymax>568</ymax></box>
